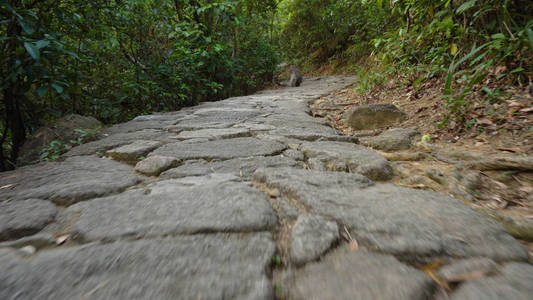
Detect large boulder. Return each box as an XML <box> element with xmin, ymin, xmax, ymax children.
<box><xmin>344</xmin><ymin>104</ymin><xmax>407</xmax><ymax>130</ymax></box>
<box><xmin>18</xmin><ymin>114</ymin><xmax>102</xmax><ymax>165</ymax></box>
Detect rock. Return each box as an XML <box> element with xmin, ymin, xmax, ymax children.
<box><xmin>478</xmin><ymin>208</ymin><xmax>533</xmax><ymax>241</ymax></box>
<box><xmin>288</xmin><ymin>251</ymin><xmax>434</xmax><ymax>300</ymax></box>
<box><xmin>362</xmin><ymin>128</ymin><xmax>418</xmax><ymax>151</ymax></box>
<box><xmin>134</xmin><ymin>155</ymin><xmax>181</xmax><ymax>176</ymax></box>
<box><xmin>106</xmin><ymin>140</ymin><xmax>161</xmax><ymax>163</ymax></box>
<box><xmin>0</xmin><ymin>233</ymin><xmax>275</xmax><ymax>299</ymax></box>
<box><xmin>282</xmin><ymin>149</ymin><xmax>304</xmax><ymax>161</ymax></box>
<box><xmin>258</xmin><ymin>113</ymin><xmax>358</xmax><ymax>143</ymax></box>
<box><xmin>159</xmin><ymin>160</ymin><xmax>212</xmax><ymax>178</ymax></box>
<box><xmin>454</xmin><ymin>170</ymin><xmax>482</xmax><ymax>191</ymax></box>
<box><xmin>436</xmin><ymin>258</ymin><xmax>499</xmax><ymax>283</ymax></box>
<box><xmin>160</xmin><ymin>156</ymin><xmax>300</xmax><ymax>180</ymax></box>
<box><xmin>104</xmin><ymin>119</ymin><xmax>178</xmax><ymax>135</ymax></box>
<box><xmin>300</xmin><ymin>141</ymin><xmax>393</xmax><ymax>180</ymax></box>
<box><xmin>18</xmin><ymin>114</ymin><xmax>102</xmax><ymax>165</ymax></box>
<box><xmin>344</xmin><ymin>104</ymin><xmax>407</xmax><ymax>130</ymax></box>
<box><xmin>65</xmin><ymin>174</ymin><xmax>277</xmax><ymax>241</ymax></box>
<box><xmin>306</xmin><ymin>157</ymin><xmax>328</xmax><ymax>171</ymax></box>
<box><xmin>381</xmin><ymin>151</ymin><xmax>426</xmax><ymax>161</ymax></box>
<box><xmin>0</xmin><ymin>156</ymin><xmax>143</xmax><ymax>205</ymax></box>
<box><xmin>450</xmin><ymin>263</ymin><xmax>533</xmax><ymax>300</ymax></box>
<box><xmin>273</xmin><ymin>198</ymin><xmax>299</xmax><ymax>219</ymax></box>
<box><xmin>426</xmin><ymin>169</ymin><xmax>446</xmax><ymax>185</ymax></box>
<box><xmin>175</xmin><ymin>108</ymin><xmax>262</xmax><ymax>130</ymax></box>
<box><xmin>253</xmin><ymin>168</ymin><xmax>529</xmax><ymax>263</ymax></box>
<box><xmin>0</xmin><ymin>199</ymin><xmax>57</xmax><ymax>241</ymax></box>
<box><xmin>290</xmin><ymin>214</ymin><xmax>339</xmax><ymax>265</ymax></box>
<box><xmin>150</xmin><ymin>137</ymin><xmax>286</xmax><ymax>161</ymax></box>
<box><xmin>233</xmin><ymin>122</ymin><xmax>275</xmax><ymax>132</ymax></box>
<box><xmin>268</xmin><ymin>127</ymin><xmax>355</xmax><ymax>142</ymax></box>
<box><xmin>0</xmin><ymin>232</ymin><xmax>56</xmax><ymax>249</ymax></box>
<box><xmin>450</xmin><ymin>171</ymin><xmax>482</xmax><ymax>202</ymax></box>
<box><xmin>18</xmin><ymin>245</ymin><xmax>36</xmax><ymax>256</ymax></box>
<box><xmin>64</xmin><ymin>129</ymin><xmax>174</xmax><ymax>157</ymax></box>
<box><xmin>175</xmin><ymin>128</ymin><xmax>251</xmax><ymax>140</ymax></box>
<box><xmin>133</xmin><ymin>112</ymin><xmax>184</xmax><ymax>122</ymax></box>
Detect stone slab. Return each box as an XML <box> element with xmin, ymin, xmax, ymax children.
<box><xmin>436</xmin><ymin>257</ymin><xmax>499</xmax><ymax>283</ymax></box>
<box><xmin>300</xmin><ymin>141</ymin><xmax>393</xmax><ymax>180</ymax></box>
<box><xmin>290</xmin><ymin>214</ymin><xmax>339</xmax><ymax>265</ymax></box>
<box><xmin>288</xmin><ymin>251</ymin><xmax>434</xmax><ymax>300</ymax></box>
<box><xmin>160</xmin><ymin>155</ymin><xmax>300</xmax><ymax>180</ymax></box>
<box><xmin>0</xmin><ymin>199</ymin><xmax>57</xmax><ymax>241</ymax></box>
<box><xmin>134</xmin><ymin>156</ymin><xmax>181</xmax><ymax>176</ymax></box>
<box><xmin>362</xmin><ymin>128</ymin><xmax>418</xmax><ymax>151</ymax></box>
<box><xmin>149</xmin><ymin>137</ymin><xmax>286</xmax><ymax>161</ymax></box>
<box><xmin>0</xmin><ymin>156</ymin><xmax>143</xmax><ymax>205</ymax></box>
<box><xmin>253</xmin><ymin>168</ymin><xmax>529</xmax><ymax>262</ymax></box>
<box><xmin>65</xmin><ymin>129</ymin><xmax>175</xmax><ymax>157</ymax></box>
<box><xmin>106</xmin><ymin>140</ymin><xmax>161</xmax><ymax>162</ymax></box>
<box><xmin>175</xmin><ymin>108</ymin><xmax>262</xmax><ymax>130</ymax></box>
<box><xmin>451</xmin><ymin>263</ymin><xmax>533</xmax><ymax>300</ymax></box>
<box><xmin>175</xmin><ymin>128</ymin><xmax>251</xmax><ymax>140</ymax></box>
<box><xmin>0</xmin><ymin>233</ymin><xmax>275</xmax><ymax>300</ymax></box>
<box><xmin>66</xmin><ymin>174</ymin><xmax>277</xmax><ymax>241</ymax></box>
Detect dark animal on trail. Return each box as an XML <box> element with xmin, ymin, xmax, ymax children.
<box><xmin>289</xmin><ymin>65</ymin><xmax>303</xmax><ymax>87</ymax></box>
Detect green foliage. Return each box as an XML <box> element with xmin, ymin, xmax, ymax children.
<box><xmin>1</xmin><ymin>0</ymin><xmax>279</xmax><ymax>170</ymax></box>
<box><xmin>70</xmin><ymin>128</ymin><xmax>99</xmax><ymax>145</ymax></box>
<box><xmin>40</xmin><ymin>140</ymin><xmax>70</xmax><ymax>161</ymax></box>
<box><xmin>278</xmin><ymin>0</ymin><xmax>532</xmax><ymax>128</ymax></box>
<box><xmin>278</xmin><ymin>0</ymin><xmax>391</xmax><ymax>63</ymax></box>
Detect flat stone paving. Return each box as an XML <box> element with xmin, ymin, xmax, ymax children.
<box><xmin>1</xmin><ymin>76</ymin><xmax>531</xmax><ymax>299</ymax></box>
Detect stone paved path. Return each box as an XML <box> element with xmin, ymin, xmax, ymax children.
<box><xmin>1</xmin><ymin>76</ymin><xmax>532</xmax><ymax>299</ymax></box>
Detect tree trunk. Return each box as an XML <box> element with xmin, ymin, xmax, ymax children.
<box><xmin>2</xmin><ymin>89</ymin><xmax>26</xmax><ymax>169</ymax></box>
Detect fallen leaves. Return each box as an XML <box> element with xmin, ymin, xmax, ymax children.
<box><xmin>55</xmin><ymin>235</ymin><xmax>69</xmax><ymax>245</ymax></box>
<box><xmin>421</xmin><ymin>260</ymin><xmax>449</xmax><ymax>290</ymax></box>
<box><xmin>342</xmin><ymin>226</ymin><xmax>359</xmax><ymax>251</ymax></box>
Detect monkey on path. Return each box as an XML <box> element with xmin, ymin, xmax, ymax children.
<box><xmin>289</xmin><ymin>65</ymin><xmax>303</xmax><ymax>87</ymax></box>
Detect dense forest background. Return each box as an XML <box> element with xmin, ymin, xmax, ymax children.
<box><xmin>1</xmin><ymin>0</ymin><xmax>532</xmax><ymax>170</ymax></box>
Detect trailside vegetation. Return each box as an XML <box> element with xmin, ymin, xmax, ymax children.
<box><xmin>0</xmin><ymin>0</ymin><xmax>279</xmax><ymax>170</ymax></box>
<box><xmin>277</xmin><ymin>0</ymin><xmax>532</xmax><ymax>126</ymax></box>
<box><xmin>2</xmin><ymin>0</ymin><xmax>532</xmax><ymax>170</ymax></box>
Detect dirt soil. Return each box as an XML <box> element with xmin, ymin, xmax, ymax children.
<box><xmin>310</xmin><ymin>79</ymin><xmax>533</xmax><ymax>255</ymax></box>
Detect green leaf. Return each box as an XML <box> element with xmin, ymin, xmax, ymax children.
<box><xmin>36</xmin><ymin>85</ymin><xmax>48</xmax><ymax>97</ymax></box>
<box><xmin>24</xmin><ymin>42</ymin><xmax>40</xmax><ymax>60</ymax></box>
<box><xmin>510</xmin><ymin>67</ymin><xmax>524</xmax><ymax>74</ymax></box>
<box><xmin>40</xmin><ymin>151</ymin><xmax>50</xmax><ymax>160</ymax></box>
<box><xmin>35</xmin><ymin>40</ymin><xmax>50</xmax><ymax>49</ymax></box>
<box><xmin>526</xmin><ymin>28</ymin><xmax>533</xmax><ymax>50</ymax></box>
<box><xmin>412</xmin><ymin>76</ymin><xmax>425</xmax><ymax>87</ymax></box>
<box><xmin>482</xmin><ymin>87</ymin><xmax>493</xmax><ymax>96</ymax></box>
<box><xmin>51</xmin><ymin>83</ymin><xmax>63</xmax><ymax>94</ymax></box>
<box><xmin>456</xmin><ymin>0</ymin><xmax>476</xmax><ymax>14</ymax></box>
<box><xmin>491</xmin><ymin>33</ymin><xmax>505</xmax><ymax>40</ymax></box>
<box><xmin>17</xmin><ymin>18</ymin><xmax>35</xmax><ymax>35</ymax></box>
